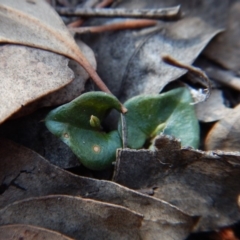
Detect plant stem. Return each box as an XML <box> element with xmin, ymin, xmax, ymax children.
<box><xmin>121</xmin><ymin>113</ymin><xmax>128</xmax><ymax>148</ymax></box>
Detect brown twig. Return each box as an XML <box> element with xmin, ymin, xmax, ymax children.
<box><xmin>71</xmin><ymin>19</ymin><xmax>157</xmax><ymax>34</ymax></box>
<box><xmin>162</xmin><ymin>54</ymin><xmax>211</xmax><ymax>103</ymax></box>
<box><xmin>57</xmin><ymin>5</ymin><xmax>181</xmax><ymax>19</ymax></box>
<box><xmin>205</xmin><ymin>67</ymin><xmax>240</xmax><ymax>92</ymax></box>
<box><xmin>67</xmin><ymin>0</ymin><xmax>113</xmax><ymax>28</ymax></box>
<box><xmin>67</xmin><ymin>17</ymin><xmax>85</xmax><ymax>28</ymax></box>
<box><xmin>82</xmin><ymin>64</ymin><xmax>128</xmax><ymax>113</ymax></box>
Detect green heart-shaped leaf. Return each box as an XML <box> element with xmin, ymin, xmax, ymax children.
<box><xmin>119</xmin><ymin>87</ymin><xmax>199</xmax><ymax>149</ymax></box>
<box><xmin>45</xmin><ymin>92</ymin><xmax>122</xmax><ymax>170</ymax></box>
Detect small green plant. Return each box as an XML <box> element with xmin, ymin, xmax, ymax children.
<box><xmin>45</xmin><ymin>87</ymin><xmax>199</xmax><ymax>170</ymax></box>
<box><xmin>120</xmin><ymin>87</ymin><xmax>199</xmax><ymax>149</ymax></box>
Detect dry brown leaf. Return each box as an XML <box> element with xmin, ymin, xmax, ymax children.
<box><xmin>0</xmin><ymin>44</ymin><xmax>74</xmax><ymax>124</ymax></box>
<box><xmin>205</xmin><ymin>104</ymin><xmax>240</xmax><ymax>151</ymax></box>
<box><xmin>13</xmin><ymin>39</ymin><xmax>97</xmax><ymax>118</ymax></box>
<box><xmin>44</xmin><ymin>39</ymin><xmax>97</xmax><ymax>105</ymax></box>
<box><xmin>0</xmin><ymin>0</ymin><xmax>111</xmax><ymax>96</ymax></box>
<box><xmin>0</xmin><ymin>138</ymin><xmax>197</xmax><ymax>240</ymax></box>
<box><xmin>195</xmin><ymin>89</ymin><xmax>232</xmax><ymax>122</ymax></box>
<box><xmin>0</xmin><ymin>109</ymin><xmax>81</xmax><ymax>168</ymax></box>
<box><xmin>204</xmin><ymin>1</ymin><xmax>240</xmax><ymax>72</ymax></box>
<box><xmin>81</xmin><ymin>0</ymin><xmax>225</xmax><ymax>104</ymax></box>
<box><xmin>113</xmin><ymin>135</ymin><xmax>240</xmax><ymax>232</ymax></box>
<box><xmin>0</xmin><ymin>224</ymin><xmax>74</xmax><ymax>240</ymax></box>
<box><xmin>0</xmin><ymin>195</ymin><xmax>143</xmax><ymax>240</ymax></box>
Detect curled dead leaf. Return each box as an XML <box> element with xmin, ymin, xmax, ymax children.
<box><xmin>113</xmin><ymin>135</ymin><xmax>240</xmax><ymax>231</ymax></box>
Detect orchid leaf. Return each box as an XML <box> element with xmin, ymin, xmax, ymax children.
<box><xmin>119</xmin><ymin>87</ymin><xmax>199</xmax><ymax>149</ymax></box>
<box><xmin>46</xmin><ymin>88</ymin><xmax>199</xmax><ymax>171</ymax></box>
<box><xmin>45</xmin><ymin>92</ymin><xmax>122</xmax><ymax>170</ymax></box>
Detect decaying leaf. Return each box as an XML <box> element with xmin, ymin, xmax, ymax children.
<box><xmin>0</xmin><ymin>224</ymin><xmax>74</xmax><ymax>240</ymax></box>
<box><xmin>0</xmin><ymin>0</ymin><xmax>112</xmax><ymax>97</ymax></box>
<box><xmin>81</xmin><ymin>0</ymin><xmax>225</xmax><ymax>103</ymax></box>
<box><xmin>0</xmin><ymin>44</ymin><xmax>74</xmax><ymax>124</ymax></box>
<box><xmin>195</xmin><ymin>89</ymin><xmax>232</xmax><ymax>122</ymax></box>
<box><xmin>45</xmin><ymin>39</ymin><xmax>97</xmax><ymax>105</ymax></box>
<box><xmin>205</xmin><ymin>104</ymin><xmax>240</xmax><ymax>151</ymax></box>
<box><xmin>13</xmin><ymin>39</ymin><xmax>97</xmax><ymax>118</ymax></box>
<box><xmin>0</xmin><ymin>195</ymin><xmax>143</xmax><ymax>240</ymax></box>
<box><xmin>0</xmin><ymin>139</ymin><xmax>197</xmax><ymax>240</ymax></box>
<box><xmin>119</xmin><ymin>87</ymin><xmax>199</xmax><ymax>149</ymax></box>
<box><xmin>204</xmin><ymin>1</ymin><xmax>240</xmax><ymax>72</ymax></box>
<box><xmin>0</xmin><ymin>108</ymin><xmax>81</xmax><ymax>169</ymax></box>
<box><xmin>113</xmin><ymin>135</ymin><xmax>240</xmax><ymax>231</ymax></box>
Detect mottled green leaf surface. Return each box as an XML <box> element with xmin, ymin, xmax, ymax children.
<box><xmin>120</xmin><ymin>88</ymin><xmax>199</xmax><ymax>149</ymax></box>
<box><xmin>45</xmin><ymin>92</ymin><xmax>122</xmax><ymax>170</ymax></box>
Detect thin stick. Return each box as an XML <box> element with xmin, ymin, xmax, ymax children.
<box><xmin>67</xmin><ymin>0</ymin><xmax>113</xmax><ymax>28</ymax></box>
<box><xmin>67</xmin><ymin>18</ymin><xmax>84</xmax><ymax>28</ymax></box>
<box><xmin>73</xmin><ymin>50</ymin><xmax>128</xmax><ymax>113</ymax></box>
<box><xmin>71</xmin><ymin>19</ymin><xmax>157</xmax><ymax>33</ymax></box>
<box><xmin>121</xmin><ymin>113</ymin><xmax>128</xmax><ymax>148</ymax></box>
<box><xmin>206</xmin><ymin>67</ymin><xmax>240</xmax><ymax>92</ymax></box>
<box><xmin>57</xmin><ymin>5</ymin><xmax>181</xmax><ymax>19</ymax></box>
<box><xmin>162</xmin><ymin>54</ymin><xmax>211</xmax><ymax>102</ymax></box>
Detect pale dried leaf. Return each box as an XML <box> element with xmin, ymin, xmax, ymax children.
<box><xmin>113</xmin><ymin>135</ymin><xmax>240</xmax><ymax>231</ymax></box>
<box><xmin>13</xmin><ymin>39</ymin><xmax>97</xmax><ymax>118</ymax></box>
<box><xmin>195</xmin><ymin>89</ymin><xmax>232</xmax><ymax>122</ymax></box>
<box><xmin>0</xmin><ymin>0</ymin><xmax>107</xmax><ymax>94</ymax></box>
<box><xmin>0</xmin><ymin>0</ymin><xmax>85</xmax><ymax>64</ymax></box>
<box><xmin>0</xmin><ymin>44</ymin><xmax>73</xmax><ymax>124</ymax></box>
<box><xmin>0</xmin><ymin>224</ymin><xmax>74</xmax><ymax>240</ymax></box>
<box><xmin>47</xmin><ymin>39</ymin><xmax>97</xmax><ymax>105</ymax></box>
<box><xmin>0</xmin><ymin>139</ymin><xmax>197</xmax><ymax>240</ymax></box>
<box><xmin>205</xmin><ymin>104</ymin><xmax>240</xmax><ymax>151</ymax></box>
<box><xmin>0</xmin><ymin>195</ymin><xmax>143</xmax><ymax>240</ymax></box>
